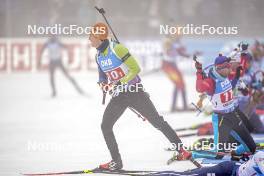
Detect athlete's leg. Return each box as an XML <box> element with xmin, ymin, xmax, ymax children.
<box><xmin>217</xmin><ymin>114</ymin><xmax>234</xmax><ymax>152</ymax></box>
<box><xmin>229</xmin><ymin>115</ymin><xmax>256</xmax><ymax>154</ymax></box>
<box><xmin>192</xmin><ymin>113</ymin><xmax>239</xmax><ymax>159</ymax></box>
<box><xmin>212</xmin><ymin>113</ymin><xmax>219</xmax><ymax>151</ymax></box>
<box><xmin>234</xmin><ymin>108</ymin><xmax>254</xmax><ymax>132</ymax></box>
<box><xmin>171</xmin><ymin>87</ymin><xmax>178</xmax><ymax>112</ymax></box>
<box><xmin>49</xmin><ymin>60</ymin><xmax>57</xmax><ymax>96</ymax></box>
<box><xmin>129</xmin><ymin>90</ymin><xmax>182</xmax><ymax>149</ymax></box>
<box><xmin>181</xmin><ymin>89</ymin><xmax>188</xmax><ymax>110</ymax></box>
<box><xmin>101</xmin><ymin>94</ymin><xmax>129</xmax><ymax>161</ymax></box>
<box><xmin>218</xmin><ymin>112</ymin><xmax>256</xmax><ymax>155</ymax></box>
<box><xmin>59</xmin><ymin>61</ymin><xmax>84</xmax><ymax>94</ymax></box>
<box><xmin>174</xmin><ymin>66</ymin><xmax>187</xmax><ymax>110</ymax></box>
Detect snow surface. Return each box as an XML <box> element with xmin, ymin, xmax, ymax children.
<box><xmin>0</xmin><ymin>70</ymin><xmax>212</xmax><ymax>175</ymax></box>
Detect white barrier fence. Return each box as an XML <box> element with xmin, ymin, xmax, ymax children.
<box><xmin>0</xmin><ymin>38</ymin><xmax>97</xmax><ymax>73</ymax></box>
<box><xmin>0</xmin><ymin>38</ymin><xmax>164</xmax><ymax>73</ymax></box>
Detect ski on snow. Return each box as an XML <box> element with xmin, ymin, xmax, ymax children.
<box><xmin>22</xmin><ymin>167</ymin><xmax>158</xmax><ymax>176</ymax></box>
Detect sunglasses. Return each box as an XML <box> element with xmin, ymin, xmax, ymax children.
<box><xmin>216</xmin><ymin>62</ymin><xmax>231</xmax><ymax>70</ymax></box>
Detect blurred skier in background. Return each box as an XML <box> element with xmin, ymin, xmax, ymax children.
<box><xmin>40</xmin><ymin>36</ymin><xmax>84</xmax><ymax>97</ymax></box>
<box><xmin>251</xmin><ymin>40</ymin><xmax>264</xmax><ymax>72</ymax></box>
<box><xmin>162</xmin><ymin>36</ymin><xmax>195</xmax><ymax>112</ymax></box>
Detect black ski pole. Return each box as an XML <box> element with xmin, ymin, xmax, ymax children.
<box><xmin>129</xmin><ymin>107</ymin><xmax>146</xmax><ymax>121</ymax></box>
<box><xmin>191</xmin><ymin>102</ymin><xmax>202</xmax><ymax>117</ymax></box>
<box><xmin>102</xmin><ymin>91</ymin><xmax>106</xmax><ymax>105</ymax></box>
<box><xmin>193</xmin><ymin>54</ymin><xmax>198</xmax><ymax>62</ymax></box>
<box><xmin>94</xmin><ymin>6</ymin><xmax>118</xmax><ymax>105</ymax></box>
<box><xmin>94</xmin><ymin>6</ymin><xmax>120</xmax><ymax>43</ymax></box>
<box><xmin>193</xmin><ymin>54</ymin><xmax>206</xmax><ymax>78</ymax></box>
<box><xmin>98</xmin><ymin>82</ymin><xmax>107</xmax><ymax>105</ymax></box>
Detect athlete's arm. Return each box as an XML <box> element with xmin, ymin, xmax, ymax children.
<box><xmin>240</xmin><ymin>53</ymin><xmax>252</xmax><ymax>75</ymax></box>
<box><xmin>196</xmin><ymin>71</ymin><xmax>215</xmax><ymax>95</ymax></box>
<box><xmin>229</xmin><ymin>66</ymin><xmax>243</xmax><ymax>89</ymax></box>
<box><xmin>114</xmin><ymin>44</ymin><xmax>141</xmax><ymax>84</ymax></box>
<box><xmin>176</xmin><ymin>47</ymin><xmax>190</xmax><ymax>58</ymax></box>
<box><xmin>231</xmin><ymin>78</ymin><xmax>239</xmax><ymax>89</ymax></box>
<box><xmin>95</xmin><ymin>53</ymin><xmax>108</xmax><ymax>84</ymax></box>
<box><xmin>97</xmin><ymin>64</ymin><xmax>108</xmax><ymax>83</ymax></box>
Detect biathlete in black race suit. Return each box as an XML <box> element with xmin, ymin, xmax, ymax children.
<box><xmin>88</xmin><ymin>22</ymin><xmax>192</xmax><ymax>171</ymax></box>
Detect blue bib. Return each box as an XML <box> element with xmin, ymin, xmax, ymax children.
<box><xmin>96</xmin><ymin>42</ymin><xmax>129</xmax><ymax>82</ymax></box>
<box><xmin>209</xmin><ymin>68</ymin><xmax>236</xmax><ymax>113</ymax></box>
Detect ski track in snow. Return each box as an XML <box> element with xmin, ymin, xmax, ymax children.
<box><xmin>0</xmin><ymin>71</ymin><xmax>211</xmax><ymax>176</ymax></box>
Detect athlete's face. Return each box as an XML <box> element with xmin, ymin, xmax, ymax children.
<box><xmin>89</xmin><ymin>35</ymin><xmax>103</xmax><ymax>48</ymax></box>
<box><xmin>216</xmin><ymin>62</ymin><xmax>231</xmax><ymax>77</ymax></box>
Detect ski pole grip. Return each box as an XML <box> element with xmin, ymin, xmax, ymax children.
<box><xmin>94</xmin><ymin>6</ymin><xmax>105</xmax><ymax>14</ymax></box>
<box><xmin>98</xmin><ymin>82</ymin><xmax>107</xmax><ymax>105</ymax></box>
<box><xmin>193</xmin><ymin>55</ymin><xmax>198</xmax><ymax>62</ymax></box>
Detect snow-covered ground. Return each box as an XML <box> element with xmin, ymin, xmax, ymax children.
<box><xmin>0</xmin><ymin>70</ymin><xmax>211</xmax><ymax>176</ymax></box>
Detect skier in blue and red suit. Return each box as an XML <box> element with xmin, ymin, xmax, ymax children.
<box><xmin>193</xmin><ymin>54</ymin><xmax>256</xmax><ymax>159</ymax></box>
